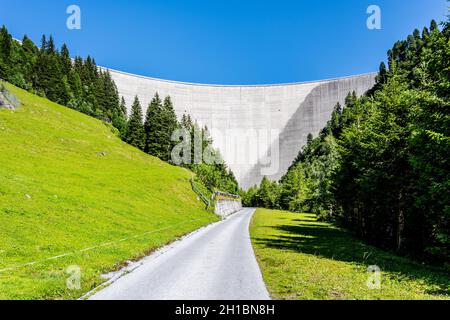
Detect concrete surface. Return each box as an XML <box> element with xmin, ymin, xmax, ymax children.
<box><xmin>214</xmin><ymin>199</ymin><xmax>243</xmax><ymax>218</ymax></box>
<box><xmin>104</xmin><ymin>68</ymin><xmax>376</xmax><ymax>189</ymax></box>
<box><xmin>89</xmin><ymin>208</ymin><xmax>270</xmax><ymax>300</ymax></box>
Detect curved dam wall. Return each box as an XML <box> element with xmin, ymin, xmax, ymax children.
<box><xmin>106</xmin><ymin>69</ymin><xmax>376</xmax><ymax>190</ymax></box>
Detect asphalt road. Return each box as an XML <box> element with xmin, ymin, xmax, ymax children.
<box><xmin>90</xmin><ymin>208</ymin><xmax>270</xmax><ymax>300</ymax></box>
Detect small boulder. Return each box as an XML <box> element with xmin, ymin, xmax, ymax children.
<box><xmin>0</xmin><ymin>93</ymin><xmax>16</xmax><ymax>110</ymax></box>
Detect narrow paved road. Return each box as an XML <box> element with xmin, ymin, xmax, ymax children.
<box><xmin>90</xmin><ymin>208</ymin><xmax>270</xmax><ymax>300</ymax></box>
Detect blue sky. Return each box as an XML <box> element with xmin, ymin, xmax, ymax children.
<box><xmin>0</xmin><ymin>0</ymin><xmax>447</xmax><ymax>84</ymax></box>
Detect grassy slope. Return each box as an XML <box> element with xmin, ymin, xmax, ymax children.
<box><xmin>250</xmin><ymin>209</ymin><xmax>450</xmax><ymax>300</ymax></box>
<box><xmin>0</xmin><ymin>82</ymin><xmax>218</xmax><ymax>300</ymax></box>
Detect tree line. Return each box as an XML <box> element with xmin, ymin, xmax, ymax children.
<box><xmin>243</xmin><ymin>19</ymin><xmax>449</xmax><ymax>263</ymax></box>
<box><xmin>0</xmin><ymin>26</ymin><xmax>238</xmax><ymax>195</ymax></box>
<box><xmin>124</xmin><ymin>93</ymin><xmax>239</xmax><ymax>194</ymax></box>
<box><xmin>0</xmin><ymin>27</ymin><xmax>127</xmax><ymax>134</ymax></box>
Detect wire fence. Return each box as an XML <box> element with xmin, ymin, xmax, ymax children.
<box><xmin>190</xmin><ymin>178</ymin><xmax>211</xmax><ymax>208</ymax></box>
<box><xmin>190</xmin><ymin>178</ymin><xmax>242</xmax><ymax>215</ymax></box>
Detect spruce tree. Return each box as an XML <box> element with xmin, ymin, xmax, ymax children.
<box><xmin>34</xmin><ymin>38</ymin><xmax>51</xmax><ymax>96</ymax></box>
<box><xmin>94</xmin><ymin>70</ymin><xmax>107</xmax><ymax>115</ymax></box>
<box><xmin>68</xmin><ymin>69</ymin><xmax>82</xmax><ymax>100</ymax></box>
<box><xmin>0</xmin><ymin>26</ymin><xmax>13</xmax><ymax>80</ymax></box>
<box><xmin>329</xmin><ymin>102</ymin><xmax>342</xmax><ymax>136</ymax></box>
<box><xmin>21</xmin><ymin>35</ymin><xmax>38</xmax><ymax>86</ymax></box>
<box><xmin>46</xmin><ymin>35</ymin><xmax>55</xmax><ymax>54</ymax></box>
<box><xmin>104</xmin><ymin>70</ymin><xmax>120</xmax><ymax>118</ymax></box>
<box><xmin>161</xmin><ymin>96</ymin><xmax>179</xmax><ymax>161</ymax></box>
<box><xmin>47</xmin><ymin>48</ymin><xmax>64</xmax><ymax>103</ymax></box>
<box><xmin>73</xmin><ymin>56</ymin><xmax>83</xmax><ymax>76</ymax></box>
<box><xmin>430</xmin><ymin>19</ymin><xmax>438</xmax><ymax>32</ymax></box>
<box><xmin>125</xmin><ymin>96</ymin><xmax>145</xmax><ymax>150</ymax></box>
<box><xmin>40</xmin><ymin>35</ymin><xmax>47</xmax><ymax>53</ymax></box>
<box><xmin>144</xmin><ymin>93</ymin><xmax>163</xmax><ymax>156</ymax></box>
<box><xmin>307</xmin><ymin>133</ymin><xmax>314</xmax><ymax>145</ymax></box>
<box><xmin>60</xmin><ymin>43</ymin><xmax>72</xmax><ymax>75</ymax></box>
<box><xmin>120</xmin><ymin>96</ymin><xmax>127</xmax><ymax>116</ymax></box>
<box><xmin>112</xmin><ymin>97</ymin><xmax>127</xmax><ymax>137</ymax></box>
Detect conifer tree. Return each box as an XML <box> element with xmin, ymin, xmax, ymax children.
<box><xmin>40</xmin><ymin>35</ymin><xmax>47</xmax><ymax>53</ymax></box>
<box><xmin>120</xmin><ymin>96</ymin><xmax>127</xmax><ymax>116</ymax></box>
<box><xmin>104</xmin><ymin>70</ymin><xmax>120</xmax><ymax>117</ymax></box>
<box><xmin>34</xmin><ymin>38</ymin><xmax>51</xmax><ymax>96</ymax></box>
<box><xmin>21</xmin><ymin>35</ymin><xmax>38</xmax><ymax>87</ymax></box>
<box><xmin>112</xmin><ymin>97</ymin><xmax>127</xmax><ymax>137</ymax></box>
<box><xmin>68</xmin><ymin>69</ymin><xmax>82</xmax><ymax>100</ymax></box>
<box><xmin>430</xmin><ymin>19</ymin><xmax>438</xmax><ymax>32</ymax></box>
<box><xmin>125</xmin><ymin>96</ymin><xmax>145</xmax><ymax>150</ymax></box>
<box><xmin>329</xmin><ymin>102</ymin><xmax>342</xmax><ymax>136</ymax></box>
<box><xmin>46</xmin><ymin>35</ymin><xmax>55</xmax><ymax>54</ymax></box>
<box><xmin>144</xmin><ymin>93</ymin><xmax>163</xmax><ymax>156</ymax></box>
<box><xmin>0</xmin><ymin>26</ymin><xmax>12</xmax><ymax>79</ymax></box>
<box><xmin>60</xmin><ymin>44</ymin><xmax>72</xmax><ymax>75</ymax></box>
<box><xmin>161</xmin><ymin>96</ymin><xmax>179</xmax><ymax>161</ymax></box>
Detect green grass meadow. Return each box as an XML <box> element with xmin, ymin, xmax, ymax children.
<box><xmin>250</xmin><ymin>208</ymin><xmax>450</xmax><ymax>300</ymax></box>
<box><xmin>0</xmin><ymin>82</ymin><xmax>218</xmax><ymax>299</ymax></box>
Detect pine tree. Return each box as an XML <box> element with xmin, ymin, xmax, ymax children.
<box><xmin>120</xmin><ymin>96</ymin><xmax>127</xmax><ymax>116</ymax></box>
<box><xmin>21</xmin><ymin>35</ymin><xmax>38</xmax><ymax>87</ymax></box>
<box><xmin>46</xmin><ymin>48</ymin><xmax>65</xmax><ymax>103</ymax></box>
<box><xmin>255</xmin><ymin>177</ymin><xmax>279</xmax><ymax>209</ymax></box>
<box><xmin>125</xmin><ymin>96</ymin><xmax>145</xmax><ymax>150</ymax></box>
<box><xmin>60</xmin><ymin>43</ymin><xmax>72</xmax><ymax>75</ymax></box>
<box><xmin>68</xmin><ymin>69</ymin><xmax>82</xmax><ymax>100</ymax></box>
<box><xmin>46</xmin><ymin>35</ymin><xmax>55</xmax><ymax>54</ymax></box>
<box><xmin>306</xmin><ymin>133</ymin><xmax>313</xmax><ymax>145</ymax></box>
<box><xmin>378</xmin><ymin>62</ymin><xmax>388</xmax><ymax>84</ymax></box>
<box><xmin>181</xmin><ymin>113</ymin><xmax>194</xmax><ymax>130</ymax></box>
<box><xmin>94</xmin><ymin>70</ymin><xmax>107</xmax><ymax>115</ymax></box>
<box><xmin>73</xmin><ymin>56</ymin><xmax>83</xmax><ymax>76</ymax></box>
<box><xmin>104</xmin><ymin>70</ymin><xmax>120</xmax><ymax>118</ymax></box>
<box><xmin>34</xmin><ymin>38</ymin><xmax>51</xmax><ymax>96</ymax></box>
<box><xmin>40</xmin><ymin>35</ymin><xmax>47</xmax><ymax>53</ymax></box>
<box><xmin>112</xmin><ymin>97</ymin><xmax>127</xmax><ymax>137</ymax></box>
<box><xmin>430</xmin><ymin>19</ymin><xmax>438</xmax><ymax>32</ymax></box>
<box><xmin>161</xmin><ymin>96</ymin><xmax>179</xmax><ymax>161</ymax></box>
<box><xmin>144</xmin><ymin>93</ymin><xmax>163</xmax><ymax>156</ymax></box>
<box><xmin>329</xmin><ymin>102</ymin><xmax>342</xmax><ymax>136</ymax></box>
<box><xmin>0</xmin><ymin>26</ymin><xmax>12</xmax><ymax>79</ymax></box>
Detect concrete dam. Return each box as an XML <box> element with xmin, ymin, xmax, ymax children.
<box><xmin>107</xmin><ymin>69</ymin><xmax>376</xmax><ymax>190</ymax></box>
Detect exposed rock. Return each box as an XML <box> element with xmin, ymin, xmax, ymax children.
<box><xmin>0</xmin><ymin>92</ymin><xmax>16</xmax><ymax>110</ymax></box>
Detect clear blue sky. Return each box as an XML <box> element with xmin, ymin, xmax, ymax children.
<box><xmin>0</xmin><ymin>0</ymin><xmax>448</xmax><ymax>84</ymax></box>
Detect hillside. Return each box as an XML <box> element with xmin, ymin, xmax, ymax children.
<box><xmin>0</xmin><ymin>82</ymin><xmax>218</xmax><ymax>300</ymax></box>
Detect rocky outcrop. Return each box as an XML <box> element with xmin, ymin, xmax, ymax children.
<box><xmin>0</xmin><ymin>88</ymin><xmax>18</xmax><ymax>110</ymax></box>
